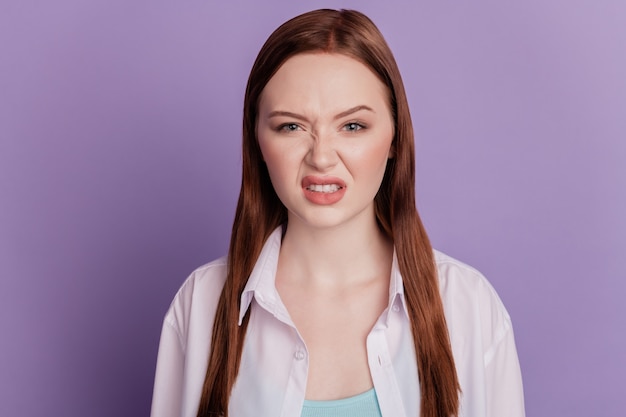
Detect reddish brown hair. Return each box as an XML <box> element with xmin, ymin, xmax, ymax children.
<box><xmin>197</xmin><ymin>9</ymin><xmax>460</xmax><ymax>417</ymax></box>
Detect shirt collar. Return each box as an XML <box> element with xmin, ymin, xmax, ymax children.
<box><xmin>238</xmin><ymin>227</ymin><xmax>287</xmax><ymax>325</ymax></box>
<box><xmin>369</xmin><ymin>251</ymin><xmax>409</xmax><ymax>329</ymax></box>
<box><xmin>238</xmin><ymin>226</ymin><xmax>409</xmax><ymax>326</ymax></box>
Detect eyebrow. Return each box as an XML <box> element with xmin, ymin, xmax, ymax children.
<box><xmin>267</xmin><ymin>105</ymin><xmax>375</xmax><ymax>121</ymax></box>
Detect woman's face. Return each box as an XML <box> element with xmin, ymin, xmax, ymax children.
<box><xmin>257</xmin><ymin>52</ymin><xmax>394</xmax><ymax>230</ymax></box>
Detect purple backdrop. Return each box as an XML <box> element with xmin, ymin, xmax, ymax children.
<box><xmin>1</xmin><ymin>1</ymin><xmax>624</xmax><ymax>415</ymax></box>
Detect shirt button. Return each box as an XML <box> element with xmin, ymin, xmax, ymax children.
<box><xmin>294</xmin><ymin>350</ymin><xmax>306</xmax><ymax>360</ymax></box>
<box><xmin>392</xmin><ymin>305</ymin><xmax>400</xmax><ymax>312</ymax></box>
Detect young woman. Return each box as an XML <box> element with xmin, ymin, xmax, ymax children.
<box><xmin>151</xmin><ymin>9</ymin><xmax>524</xmax><ymax>417</ymax></box>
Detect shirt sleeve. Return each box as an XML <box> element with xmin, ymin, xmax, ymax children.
<box><xmin>484</xmin><ymin>316</ymin><xmax>526</xmax><ymax>417</ymax></box>
<box><xmin>150</xmin><ymin>318</ymin><xmax>185</xmax><ymax>417</ymax></box>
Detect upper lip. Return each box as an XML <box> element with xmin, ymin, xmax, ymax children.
<box><xmin>302</xmin><ymin>176</ymin><xmax>346</xmax><ymax>189</ymax></box>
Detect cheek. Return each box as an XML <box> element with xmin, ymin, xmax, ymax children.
<box><xmin>257</xmin><ymin>139</ymin><xmax>299</xmax><ymax>193</ymax></box>
<box><xmin>258</xmin><ymin>132</ymin><xmax>309</xmax><ymax>174</ymax></box>
<box><xmin>257</xmin><ymin>132</ymin><xmax>279</xmax><ymax>169</ymax></box>
<box><xmin>352</xmin><ymin>139</ymin><xmax>393</xmax><ymax>175</ymax></box>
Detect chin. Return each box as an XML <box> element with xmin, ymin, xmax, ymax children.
<box><xmin>286</xmin><ymin>206</ymin><xmax>374</xmax><ymax>232</ymax></box>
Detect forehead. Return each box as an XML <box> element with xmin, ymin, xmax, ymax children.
<box><xmin>259</xmin><ymin>53</ymin><xmax>391</xmax><ymax>114</ymax></box>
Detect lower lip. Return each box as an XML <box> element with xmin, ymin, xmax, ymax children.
<box><xmin>303</xmin><ymin>187</ymin><xmax>346</xmax><ymax>205</ymax></box>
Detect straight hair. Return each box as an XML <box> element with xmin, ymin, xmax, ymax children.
<box><xmin>197</xmin><ymin>9</ymin><xmax>460</xmax><ymax>417</ymax></box>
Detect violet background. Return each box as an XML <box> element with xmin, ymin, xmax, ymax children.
<box><xmin>1</xmin><ymin>0</ymin><xmax>624</xmax><ymax>416</ymax></box>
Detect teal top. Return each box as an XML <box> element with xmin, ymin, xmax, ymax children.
<box><xmin>301</xmin><ymin>388</ymin><xmax>383</xmax><ymax>417</ymax></box>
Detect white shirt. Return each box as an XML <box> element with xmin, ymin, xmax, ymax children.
<box><xmin>151</xmin><ymin>228</ymin><xmax>525</xmax><ymax>417</ymax></box>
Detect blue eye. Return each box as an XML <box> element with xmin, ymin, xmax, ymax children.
<box><xmin>344</xmin><ymin>122</ymin><xmax>364</xmax><ymax>132</ymax></box>
<box><xmin>279</xmin><ymin>123</ymin><xmax>301</xmax><ymax>132</ymax></box>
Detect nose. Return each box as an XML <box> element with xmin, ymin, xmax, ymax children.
<box><xmin>305</xmin><ymin>133</ymin><xmax>339</xmax><ymax>172</ymax></box>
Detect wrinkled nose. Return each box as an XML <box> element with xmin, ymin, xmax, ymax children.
<box><xmin>305</xmin><ymin>134</ymin><xmax>339</xmax><ymax>172</ymax></box>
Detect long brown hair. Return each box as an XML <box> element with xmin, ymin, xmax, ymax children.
<box><xmin>197</xmin><ymin>9</ymin><xmax>460</xmax><ymax>417</ymax></box>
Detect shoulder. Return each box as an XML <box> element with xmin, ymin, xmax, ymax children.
<box><xmin>434</xmin><ymin>249</ymin><xmax>487</xmax><ymax>287</ymax></box>
<box><xmin>176</xmin><ymin>256</ymin><xmax>228</xmax><ymax>297</ymax></box>
<box><xmin>433</xmin><ymin>250</ymin><xmax>513</xmax><ymax>351</ymax></box>
<box><xmin>434</xmin><ymin>250</ymin><xmax>508</xmax><ymax>314</ymax></box>
<box><xmin>162</xmin><ymin>256</ymin><xmax>228</xmax><ymax>351</ymax></box>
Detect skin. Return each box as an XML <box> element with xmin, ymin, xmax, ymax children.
<box><xmin>257</xmin><ymin>53</ymin><xmax>395</xmax><ymax>400</ymax></box>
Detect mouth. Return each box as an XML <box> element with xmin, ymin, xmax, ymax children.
<box><xmin>305</xmin><ymin>183</ymin><xmax>343</xmax><ymax>193</ymax></box>
<box><xmin>301</xmin><ymin>176</ymin><xmax>347</xmax><ymax>193</ymax></box>
<box><xmin>301</xmin><ymin>176</ymin><xmax>347</xmax><ymax>205</ymax></box>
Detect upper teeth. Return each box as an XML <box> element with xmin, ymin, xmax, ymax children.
<box><xmin>308</xmin><ymin>184</ymin><xmax>341</xmax><ymax>193</ymax></box>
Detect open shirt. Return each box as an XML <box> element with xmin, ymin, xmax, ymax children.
<box><xmin>150</xmin><ymin>227</ymin><xmax>525</xmax><ymax>416</ymax></box>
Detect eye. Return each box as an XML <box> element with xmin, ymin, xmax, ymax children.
<box><xmin>343</xmin><ymin>122</ymin><xmax>365</xmax><ymax>132</ymax></box>
<box><xmin>278</xmin><ymin>123</ymin><xmax>301</xmax><ymax>132</ymax></box>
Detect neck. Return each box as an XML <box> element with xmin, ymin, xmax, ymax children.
<box><xmin>278</xmin><ymin>212</ymin><xmax>393</xmax><ymax>288</ymax></box>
